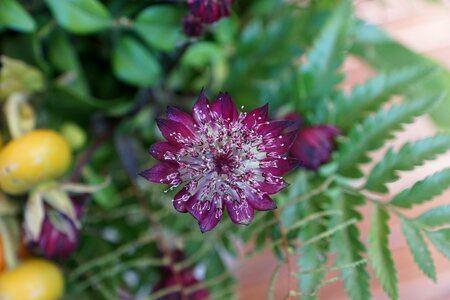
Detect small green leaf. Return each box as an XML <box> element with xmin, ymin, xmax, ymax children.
<box><xmin>113</xmin><ymin>36</ymin><xmax>161</xmax><ymax>87</ymax></box>
<box><xmin>82</xmin><ymin>167</ymin><xmax>120</xmax><ymax>208</ymax></box>
<box><xmin>298</xmin><ymin>194</ymin><xmax>329</xmax><ymax>300</ymax></box>
<box><xmin>0</xmin><ymin>0</ymin><xmax>36</xmax><ymax>32</ymax></box>
<box><xmin>24</xmin><ymin>193</ymin><xmax>45</xmax><ymax>241</ymax></box>
<box><xmin>400</xmin><ymin>218</ymin><xmax>436</xmax><ymax>281</ymax></box>
<box><xmin>365</xmin><ymin>134</ymin><xmax>450</xmax><ymax>193</ymax></box>
<box><xmin>427</xmin><ymin>229</ymin><xmax>450</xmax><ymax>259</ymax></box>
<box><xmin>0</xmin><ymin>56</ymin><xmax>44</xmax><ymax>100</ymax></box>
<box><xmin>338</xmin><ymin>94</ymin><xmax>444</xmax><ymax>178</ymax></box>
<box><xmin>134</xmin><ymin>6</ymin><xmax>183</xmax><ymax>51</ymax></box>
<box><xmin>391</xmin><ymin>169</ymin><xmax>450</xmax><ymax>208</ymax></box>
<box><xmin>45</xmin><ymin>0</ymin><xmax>112</xmax><ymax>34</ymax></box>
<box><xmin>181</xmin><ymin>42</ymin><xmax>225</xmax><ymax>68</ymax></box>
<box><xmin>329</xmin><ymin>190</ymin><xmax>370</xmax><ymax>300</ymax></box>
<box><xmin>368</xmin><ymin>206</ymin><xmax>398</xmax><ymax>300</ymax></box>
<box><xmin>416</xmin><ymin>205</ymin><xmax>450</xmax><ymax>228</ymax></box>
<box><xmin>49</xmin><ymin>30</ymin><xmax>89</xmax><ymax>95</ymax></box>
<box><xmin>299</xmin><ymin>0</ymin><xmax>352</xmax><ymax>103</ymax></box>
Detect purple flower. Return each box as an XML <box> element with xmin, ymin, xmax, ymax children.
<box><xmin>287</xmin><ymin>113</ymin><xmax>340</xmax><ymax>171</ymax></box>
<box><xmin>153</xmin><ymin>250</ymin><xmax>209</xmax><ymax>300</ymax></box>
<box><xmin>183</xmin><ymin>15</ymin><xmax>204</xmax><ymax>37</ymax></box>
<box><xmin>140</xmin><ymin>91</ymin><xmax>298</xmax><ymax>232</ymax></box>
<box><xmin>31</xmin><ymin>196</ymin><xmax>86</xmax><ymax>258</ymax></box>
<box><xmin>187</xmin><ymin>0</ymin><xmax>234</xmax><ymax>24</ymax></box>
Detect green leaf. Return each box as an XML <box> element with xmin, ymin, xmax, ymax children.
<box><xmin>338</xmin><ymin>94</ymin><xmax>443</xmax><ymax>178</ymax></box>
<box><xmin>365</xmin><ymin>134</ymin><xmax>450</xmax><ymax>193</ymax></box>
<box><xmin>134</xmin><ymin>6</ymin><xmax>183</xmax><ymax>51</ymax></box>
<box><xmin>416</xmin><ymin>205</ymin><xmax>450</xmax><ymax>228</ymax></box>
<box><xmin>181</xmin><ymin>42</ymin><xmax>225</xmax><ymax>68</ymax></box>
<box><xmin>329</xmin><ymin>189</ymin><xmax>370</xmax><ymax>300</ymax></box>
<box><xmin>322</xmin><ymin>67</ymin><xmax>432</xmax><ymax>129</ymax></box>
<box><xmin>82</xmin><ymin>166</ymin><xmax>121</xmax><ymax>208</ymax></box>
<box><xmin>298</xmin><ymin>0</ymin><xmax>352</xmax><ymax>104</ymax></box>
<box><xmin>351</xmin><ymin>19</ymin><xmax>450</xmax><ymax>130</ymax></box>
<box><xmin>0</xmin><ymin>0</ymin><xmax>36</xmax><ymax>32</ymax></box>
<box><xmin>426</xmin><ymin>229</ymin><xmax>450</xmax><ymax>259</ymax></box>
<box><xmin>113</xmin><ymin>36</ymin><xmax>161</xmax><ymax>87</ymax></box>
<box><xmin>48</xmin><ymin>30</ymin><xmax>89</xmax><ymax>95</ymax></box>
<box><xmin>400</xmin><ymin>217</ymin><xmax>436</xmax><ymax>281</ymax></box>
<box><xmin>368</xmin><ymin>206</ymin><xmax>398</xmax><ymax>300</ymax></box>
<box><xmin>45</xmin><ymin>0</ymin><xmax>112</xmax><ymax>34</ymax></box>
<box><xmin>391</xmin><ymin>169</ymin><xmax>450</xmax><ymax>208</ymax></box>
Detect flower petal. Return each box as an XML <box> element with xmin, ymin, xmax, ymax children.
<box><xmin>149</xmin><ymin>142</ymin><xmax>180</xmax><ymax>161</ymax></box>
<box><xmin>186</xmin><ymin>193</ymin><xmax>209</xmax><ymax>221</ymax></box>
<box><xmin>173</xmin><ymin>186</ymin><xmax>191</xmax><ymax>213</ymax></box>
<box><xmin>156</xmin><ymin>118</ymin><xmax>196</xmax><ymax>147</ymax></box>
<box><xmin>260</xmin><ymin>157</ymin><xmax>297</xmax><ymax>176</ymax></box>
<box><xmin>245</xmin><ymin>192</ymin><xmax>277</xmax><ymax>211</ymax></box>
<box><xmin>258</xmin><ymin>120</ymin><xmax>298</xmax><ymax>136</ymax></box>
<box><xmin>192</xmin><ymin>90</ymin><xmax>213</xmax><ymax>125</ymax></box>
<box><xmin>264</xmin><ymin>130</ymin><xmax>298</xmax><ymax>155</ymax></box>
<box><xmin>225</xmin><ymin>200</ymin><xmax>254</xmax><ymax>225</ymax></box>
<box><xmin>167</xmin><ymin>106</ymin><xmax>197</xmax><ymax>131</ymax></box>
<box><xmin>211</xmin><ymin>92</ymin><xmax>238</xmax><ymax>122</ymax></box>
<box><xmin>199</xmin><ymin>202</ymin><xmax>223</xmax><ymax>233</ymax></box>
<box><xmin>139</xmin><ymin>162</ymin><xmax>180</xmax><ymax>184</ymax></box>
<box><xmin>242</xmin><ymin>103</ymin><xmax>269</xmax><ymax>128</ymax></box>
<box><xmin>254</xmin><ymin>177</ymin><xmax>288</xmax><ymax>195</ymax></box>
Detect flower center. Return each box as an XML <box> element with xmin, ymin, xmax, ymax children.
<box><xmin>213</xmin><ymin>152</ymin><xmax>236</xmax><ymax>175</ymax></box>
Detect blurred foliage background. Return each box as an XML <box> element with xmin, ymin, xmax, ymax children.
<box><xmin>2</xmin><ymin>0</ymin><xmax>450</xmax><ymax>299</ymax></box>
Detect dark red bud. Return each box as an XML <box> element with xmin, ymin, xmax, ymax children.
<box><xmin>289</xmin><ymin>125</ymin><xmax>340</xmax><ymax>170</ymax></box>
<box><xmin>183</xmin><ymin>15</ymin><xmax>204</xmax><ymax>37</ymax></box>
<box><xmin>187</xmin><ymin>0</ymin><xmax>234</xmax><ymax>24</ymax></box>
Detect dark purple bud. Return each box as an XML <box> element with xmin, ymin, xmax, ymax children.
<box><xmin>37</xmin><ymin>213</ymin><xmax>80</xmax><ymax>258</ymax></box>
<box><xmin>289</xmin><ymin>125</ymin><xmax>341</xmax><ymax>171</ymax></box>
<box><xmin>32</xmin><ymin>196</ymin><xmax>87</xmax><ymax>258</ymax></box>
<box><xmin>187</xmin><ymin>0</ymin><xmax>234</xmax><ymax>24</ymax></box>
<box><xmin>152</xmin><ymin>250</ymin><xmax>209</xmax><ymax>299</ymax></box>
<box><xmin>183</xmin><ymin>15</ymin><xmax>204</xmax><ymax>37</ymax></box>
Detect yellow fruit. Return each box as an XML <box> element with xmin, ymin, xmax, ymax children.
<box><xmin>0</xmin><ymin>129</ymin><xmax>72</xmax><ymax>195</ymax></box>
<box><xmin>0</xmin><ymin>259</ymin><xmax>64</xmax><ymax>300</ymax></box>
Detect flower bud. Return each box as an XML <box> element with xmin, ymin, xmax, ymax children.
<box><xmin>30</xmin><ymin>196</ymin><xmax>86</xmax><ymax>258</ymax></box>
<box><xmin>183</xmin><ymin>15</ymin><xmax>204</xmax><ymax>37</ymax></box>
<box><xmin>187</xmin><ymin>0</ymin><xmax>234</xmax><ymax>24</ymax></box>
<box><xmin>286</xmin><ymin>113</ymin><xmax>340</xmax><ymax>170</ymax></box>
<box><xmin>153</xmin><ymin>250</ymin><xmax>209</xmax><ymax>300</ymax></box>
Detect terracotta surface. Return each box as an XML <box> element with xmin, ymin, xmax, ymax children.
<box><xmin>237</xmin><ymin>1</ymin><xmax>450</xmax><ymax>299</ymax></box>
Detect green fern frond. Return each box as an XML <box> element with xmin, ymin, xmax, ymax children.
<box><xmin>391</xmin><ymin>169</ymin><xmax>450</xmax><ymax>208</ymax></box>
<box><xmin>426</xmin><ymin>229</ymin><xmax>450</xmax><ymax>259</ymax></box>
<box><xmin>368</xmin><ymin>206</ymin><xmax>398</xmax><ymax>300</ymax></box>
<box><xmin>329</xmin><ymin>189</ymin><xmax>370</xmax><ymax>300</ymax></box>
<box><xmin>298</xmin><ymin>0</ymin><xmax>352</xmax><ymax>106</ymax></box>
<box><xmin>365</xmin><ymin>134</ymin><xmax>450</xmax><ymax>193</ymax></box>
<box><xmin>400</xmin><ymin>217</ymin><xmax>436</xmax><ymax>281</ymax></box>
<box><xmin>322</xmin><ymin>67</ymin><xmax>432</xmax><ymax>128</ymax></box>
<box><xmin>298</xmin><ymin>194</ymin><xmax>330</xmax><ymax>300</ymax></box>
<box><xmin>416</xmin><ymin>204</ymin><xmax>450</xmax><ymax>227</ymax></box>
<box><xmin>338</xmin><ymin>94</ymin><xmax>444</xmax><ymax>178</ymax></box>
